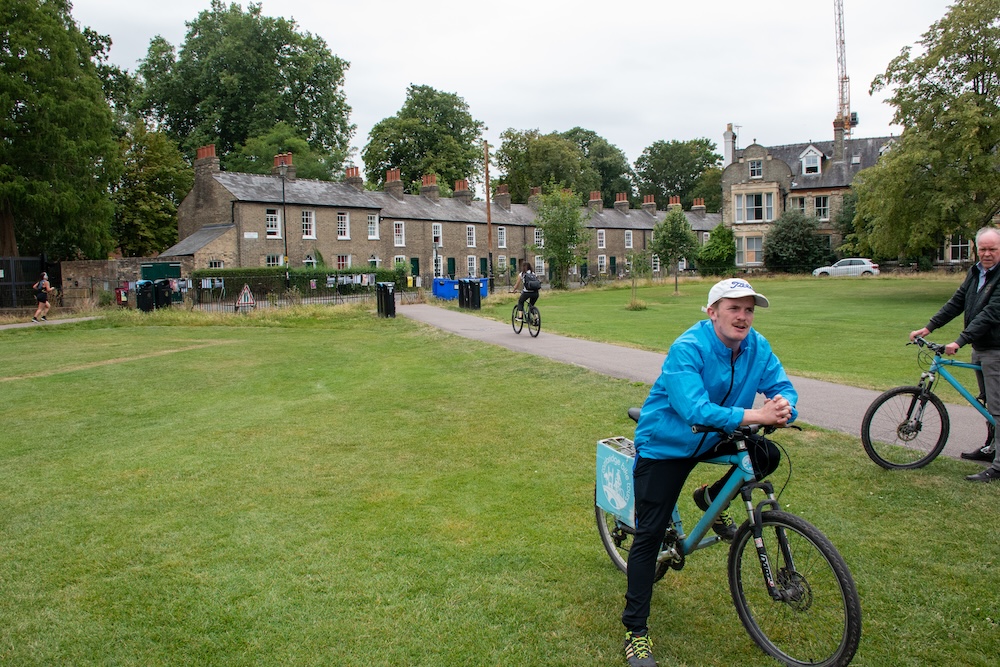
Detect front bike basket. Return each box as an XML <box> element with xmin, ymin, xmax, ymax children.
<box><xmin>597</xmin><ymin>436</ymin><xmax>636</xmax><ymax>528</ymax></box>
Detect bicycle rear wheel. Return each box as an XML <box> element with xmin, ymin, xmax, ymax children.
<box><xmin>728</xmin><ymin>511</ymin><xmax>861</xmax><ymax>667</ymax></box>
<box><xmin>861</xmin><ymin>386</ymin><xmax>949</xmax><ymax>469</ymax></box>
<box><xmin>594</xmin><ymin>489</ymin><xmax>667</xmax><ymax>582</ymax></box>
<box><xmin>511</xmin><ymin>304</ymin><xmax>523</xmax><ymax>334</ymax></box>
<box><xmin>527</xmin><ymin>306</ymin><xmax>541</xmax><ymax>337</ymax></box>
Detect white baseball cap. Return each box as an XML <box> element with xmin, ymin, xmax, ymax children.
<box><xmin>703</xmin><ymin>278</ymin><xmax>769</xmax><ymax>312</ymax></box>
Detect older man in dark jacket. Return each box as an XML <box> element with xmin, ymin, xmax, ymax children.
<box><xmin>911</xmin><ymin>227</ymin><xmax>1000</xmax><ymax>481</ymax></box>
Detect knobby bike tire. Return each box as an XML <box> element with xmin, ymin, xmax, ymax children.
<box><xmin>511</xmin><ymin>304</ymin><xmax>524</xmax><ymax>334</ymax></box>
<box><xmin>594</xmin><ymin>489</ymin><xmax>667</xmax><ymax>582</ymax></box>
<box><xmin>860</xmin><ymin>386</ymin><xmax>949</xmax><ymax>469</ymax></box>
<box><xmin>728</xmin><ymin>511</ymin><xmax>861</xmax><ymax>667</ymax></box>
<box><xmin>527</xmin><ymin>306</ymin><xmax>541</xmax><ymax>337</ymax></box>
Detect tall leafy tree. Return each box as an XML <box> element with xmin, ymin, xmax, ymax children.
<box><xmin>762</xmin><ymin>211</ymin><xmax>833</xmax><ymax>273</ymax></box>
<box><xmin>225</xmin><ymin>122</ymin><xmax>338</xmax><ymax>180</ymax></box>
<box><xmin>0</xmin><ymin>0</ymin><xmax>121</xmax><ymax>259</ymax></box>
<box><xmin>689</xmin><ymin>167</ymin><xmax>722</xmax><ymax>213</ymax></box>
<box><xmin>635</xmin><ymin>139</ymin><xmax>721</xmax><ymax>210</ymax></box>
<box><xmin>138</xmin><ymin>1</ymin><xmax>353</xmax><ymax>166</ymax></box>
<box><xmin>494</xmin><ymin>129</ymin><xmax>600</xmax><ymax>204</ymax></box>
<box><xmin>855</xmin><ymin>0</ymin><xmax>1000</xmax><ymax>257</ymax></box>
<box><xmin>533</xmin><ymin>188</ymin><xmax>592</xmax><ymax>289</ymax></box>
<box><xmin>362</xmin><ymin>85</ymin><xmax>485</xmax><ymax>192</ymax></box>
<box><xmin>113</xmin><ymin>121</ymin><xmax>193</xmax><ymax>257</ymax></box>
<box><xmin>695</xmin><ymin>225</ymin><xmax>736</xmax><ymax>277</ymax></box>
<box><xmin>559</xmin><ymin>127</ymin><xmax>636</xmax><ymax>207</ymax></box>
<box><xmin>650</xmin><ymin>207</ymin><xmax>698</xmax><ymax>293</ymax></box>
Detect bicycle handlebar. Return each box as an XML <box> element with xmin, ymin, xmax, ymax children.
<box><xmin>910</xmin><ymin>335</ymin><xmax>946</xmax><ymax>354</ymax></box>
<box><xmin>691</xmin><ymin>423</ymin><xmax>780</xmax><ymax>437</ymax></box>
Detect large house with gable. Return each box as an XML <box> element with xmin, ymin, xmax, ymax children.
<box><xmin>163</xmin><ymin>145</ymin><xmax>720</xmax><ymax>284</ymax></box>
<box><xmin>720</xmin><ymin>121</ymin><xmax>895</xmax><ymax>268</ymax></box>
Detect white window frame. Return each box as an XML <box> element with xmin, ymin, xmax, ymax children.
<box><xmin>734</xmin><ymin>193</ymin><xmax>774</xmax><ymax>223</ymax></box>
<box><xmin>301</xmin><ymin>210</ymin><xmax>315</xmax><ymax>239</ymax></box>
<box><xmin>815</xmin><ymin>196</ymin><xmax>830</xmax><ymax>221</ymax></box>
<box><xmin>803</xmin><ymin>152</ymin><xmax>821</xmax><ymax>175</ymax></box>
<box><xmin>336</xmin><ymin>254</ymin><xmax>350</xmax><ymax>270</ymax></box>
<box><xmin>467</xmin><ymin>255</ymin><xmax>477</xmax><ymax>276</ymax></box>
<box><xmin>736</xmin><ymin>236</ymin><xmax>763</xmax><ymax>266</ymax></box>
<box><xmin>466</xmin><ymin>225</ymin><xmax>476</xmax><ymax>248</ymax></box>
<box><xmin>266</xmin><ymin>208</ymin><xmax>281</xmax><ymax>238</ymax></box>
<box><xmin>534</xmin><ymin>255</ymin><xmax>544</xmax><ymax>275</ymax></box>
<box><xmin>394</xmin><ymin>255</ymin><xmax>406</xmax><ymax>268</ymax></box>
<box><xmin>434</xmin><ymin>253</ymin><xmax>443</xmax><ymax>278</ymax></box>
<box><xmin>208</xmin><ymin>259</ymin><xmax>224</xmax><ymax>269</ymax></box>
<box><xmin>651</xmin><ymin>255</ymin><xmax>661</xmax><ymax>273</ymax></box>
<box><xmin>367</xmin><ymin>213</ymin><xmax>379</xmax><ymax>240</ymax></box>
<box><xmin>749</xmin><ymin>159</ymin><xmax>763</xmax><ymax>179</ymax></box>
<box><xmin>497</xmin><ymin>226</ymin><xmax>507</xmax><ymax>249</ymax></box>
<box><xmin>266</xmin><ymin>253</ymin><xmax>282</xmax><ymax>267</ymax></box>
<box><xmin>432</xmin><ymin>223</ymin><xmax>443</xmax><ymax>248</ymax></box>
<box><xmin>598</xmin><ymin>254</ymin><xmax>607</xmax><ymax>273</ymax></box>
<box><xmin>394</xmin><ymin>221</ymin><xmax>405</xmax><ymax>247</ymax></box>
<box><xmin>598</xmin><ymin>229</ymin><xmax>606</xmax><ymax>249</ymax></box>
<box><xmin>498</xmin><ymin>255</ymin><xmax>507</xmax><ymax>271</ymax></box>
<box><xmin>625</xmin><ymin>230</ymin><xmax>633</xmax><ymax>249</ymax></box>
<box><xmin>337</xmin><ymin>212</ymin><xmax>350</xmax><ymax>240</ymax></box>
<box><xmin>534</xmin><ymin>228</ymin><xmax>544</xmax><ymax>248</ymax></box>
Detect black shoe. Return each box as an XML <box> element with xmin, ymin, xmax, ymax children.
<box><xmin>693</xmin><ymin>484</ymin><xmax>738</xmax><ymax>542</ymax></box>
<box><xmin>623</xmin><ymin>630</ymin><xmax>657</xmax><ymax>667</ymax></box>
<box><xmin>961</xmin><ymin>444</ymin><xmax>995</xmax><ymax>462</ymax></box>
<box><xmin>965</xmin><ymin>467</ymin><xmax>1000</xmax><ymax>483</ymax></box>
<box><xmin>40</xmin><ymin>316</ymin><xmax>46</xmax><ymax>321</ymax></box>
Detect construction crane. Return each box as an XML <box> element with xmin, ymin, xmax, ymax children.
<box><xmin>834</xmin><ymin>0</ymin><xmax>857</xmax><ymax>136</ymax></box>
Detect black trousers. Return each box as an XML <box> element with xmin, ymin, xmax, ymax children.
<box><xmin>621</xmin><ymin>435</ymin><xmax>780</xmax><ymax>633</ymax></box>
<box><xmin>517</xmin><ymin>290</ymin><xmax>538</xmax><ymax>311</ymax></box>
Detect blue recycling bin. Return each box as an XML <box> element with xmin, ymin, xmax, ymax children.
<box><xmin>433</xmin><ymin>278</ymin><xmax>460</xmax><ymax>301</ymax></box>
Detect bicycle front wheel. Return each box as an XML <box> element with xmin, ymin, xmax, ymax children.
<box><xmin>527</xmin><ymin>306</ymin><xmax>541</xmax><ymax>337</ymax></box>
<box><xmin>728</xmin><ymin>511</ymin><xmax>861</xmax><ymax>667</ymax></box>
<box><xmin>511</xmin><ymin>304</ymin><xmax>523</xmax><ymax>334</ymax></box>
<box><xmin>861</xmin><ymin>386</ymin><xmax>949</xmax><ymax>469</ymax></box>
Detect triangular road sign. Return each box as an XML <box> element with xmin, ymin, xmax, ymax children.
<box><xmin>236</xmin><ymin>283</ymin><xmax>256</xmax><ymax>309</ymax></box>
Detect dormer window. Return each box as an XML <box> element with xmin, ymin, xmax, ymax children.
<box><xmin>804</xmin><ymin>154</ymin><xmax>820</xmax><ymax>174</ymax></box>
<box><xmin>749</xmin><ymin>159</ymin><xmax>763</xmax><ymax>178</ymax></box>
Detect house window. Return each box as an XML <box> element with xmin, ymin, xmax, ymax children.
<box><xmin>625</xmin><ymin>230</ymin><xmax>633</xmax><ymax>249</ymax></box>
<box><xmin>304</xmin><ymin>255</ymin><xmax>317</xmax><ymax>267</ymax></box>
<box><xmin>467</xmin><ymin>255</ymin><xmax>477</xmax><ymax>276</ymax></box>
<box><xmin>337</xmin><ymin>212</ymin><xmax>350</xmax><ymax>239</ymax></box>
<box><xmin>336</xmin><ymin>254</ymin><xmax>349</xmax><ymax>270</ymax></box>
<box><xmin>266</xmin><ymin>208</ymin><xmax>281</xmax><ymax>238</ymax></box>
<box><xmin>950</xmin><ymin>235</ymin><xmax>971</xmax><ymax>262</ymax></box>
<box><xmin>301</xmin><ymin>210</ymin><xmax>315</xmax><ymax>239</ymax></box>
<box><xmin>803</xmin><ymin>154</ymin><xmax>821</xmax><ymax>174</ymax></box>
<box><xmin>467</xmin><ymin>225</ymin><xmax>476</xmax><ymax>248</ymax></box>
<box><xmin>534</xmin><ymin>228</ymin><xmax>544</xmax><ymax>248</ymax></box>
<box><xmin>734</xmin><ymin>193</ymin><xmax>774</xmax><ymax>222</ymax></box>
<box><xmin>598</xmin><ymin>230</ymin><xmax>606</xmax><ymax>249</ymax></box>
<box><xmin>652</xmin><ymin>255</ymin><xmax>661</xmax><ymax>273</ymax></box>
<box><xmin>749</xmin><ymin>159</ymin><xmax>763</xmax><ymax>178</ymax></box>
<box><xmin>497</xmin><ymin>226</ymin><xmax>507</xmax><ymax>249</ymax></box>
<box><xmin>851</xmin><ymin>153</ymin><xmax>862</xmax><ymax>165</ymax></box>
<box><xmin>534</xmin><ymin>255</ymin><xmax>544</xmax><ymax>274</ymax></box>
<box><xmin>598</xmin><ymin>255</ymin><xmax>607</xmax><ymax>273</ymax></box>
<box><xmin>815</xmin><ymin>196</ymin><xmax>830</xmax><ymax>220</ymax></box>
<box><xmin>208</xmin><ymin>259</ymin><xmax>224</xmax><ymax>269</ymax></box>
<box><xmin>434</xmin><ymin>254</ymin><xmax>443</xmax><ymax>278</ymax></box>
<box><xmin>791</xmin><ymin>197</ymin><xmax>806</xmax><ymax>213</ymax></box>
<box><xmin>432</xmin><ymin>223</ymin><xmax>442</xmax><ymax>248</ymax></box>
<box><xmin>394</xmin><ymin>221</ymin><xmax>405</xmax><ymax>247</ymax></box>
<box><xmin>367</xmin><ymin>213</ymin><xmax>379</xmax><ymax>240</ymax></box>
<box><xmin>498</xmin><ymin>255</ymin><xmax>507</xmax><ymax>271</ymax></box>
<box><xmin>266</xmin><ymin>254</ymin><xmax>282</xmax><ymax>267</ymax></box>
<box><xmin>394</xmin><ymin>255</ymin><xmax>406</xmax><ymax>267</ymax></box>
<box><xmin>735</xmin><ymin>236</ymin><xmax>763</xmax><ymax>266</ymax></box>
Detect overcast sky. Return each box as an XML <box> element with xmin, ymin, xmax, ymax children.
<box><xmin>71</xmin><ymin>0</ymin><xmax>955</xmax><ymax>177</ymax></box>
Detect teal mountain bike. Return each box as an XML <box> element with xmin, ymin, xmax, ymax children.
<box><xmin>861</xmin><ymin>335</ymin><xmax>996</xmax><ymax>470</ymax></box>
<box><xmin>596</xmin><ymin>409</ymin><xmax>862</xmax><ymax>667</ymax></box>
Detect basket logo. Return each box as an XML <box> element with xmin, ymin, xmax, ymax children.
<box><xmin>600</xmin><ymin>455</ymin><xmax>632</xmax><ymax>511</ymax></box>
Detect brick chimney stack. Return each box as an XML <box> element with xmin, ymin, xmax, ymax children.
<box><xmin>528</xmin><ymin>186</ymin><xmax>542</xmax><ymax>211</ymax></box>
<box><xmin>614</xmin><ymin>192</ymin><xmax>629</xmax><ymax>213</ymax></box>
<box><xmin>454</xmin><ymin>179</ymin><xmax>472</xmax><ymax>205</ymax></box>
<box><xmin>641</xmin><ymin>194</ymin><xmax>656</xmax><ymax>214</ymax></box>
<box><xmin>194</xmin><ymin>144</ymin><xmax>220</xmax><ymax>178</ymax></box>
<box><xmin>589</xmin><ymin>190</ymin><xmax>603</xmax><ymax>213</ymax></box>
<box><xmin>420</xmin><ymin>174</ymin><xmax>440</xmax><ymax>201</ymax></box>
<box><xmin>385</xmin><ymin>168</ymin><xmax>404</xmax><ymax>200</ymax></box>
<box><xmin>493</xmin><ymin>184</ymin><xmax>511</xmax><ymax>211</ymax></box>
<box><xmin>691</xmin><ymin>198</ymin><xmax>706</xmax><ymax>212</ymax></box>
<box><xmin>668</xmin><ymin>195</ymin><xmax>682</xmax><ymax>209</ymax></box>
<box><xmin>272</xmin><ymin>152</ymin><xmax>296</xmax><ymax>181</ymax></box>
<box><xmin>345</xmin><ymin>166</ymin><xmax>364</xmax><ymax>191</ymax></box>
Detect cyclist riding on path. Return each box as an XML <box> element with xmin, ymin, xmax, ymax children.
<box><xmin>621</xmin><ymin>278</ymin><xmax>797</xmax><ymax>667</ymax></box>
<box><xmin>510</xmin><ymin>261</ymin><xmax>540</xmax><ymax>321</ymax></box>
<box><xmin>910</xmin><ymin>226</ymin><xmax>1000</xmax><ymax>482</ymax></box>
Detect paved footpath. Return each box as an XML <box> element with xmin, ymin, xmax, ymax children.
<box><xmin>398</xmin><ymin>303</ymin><xmax>988</xmax><ymax>461</ymax></box>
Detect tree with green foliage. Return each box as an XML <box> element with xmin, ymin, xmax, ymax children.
<box><xmin>533</xmin><ymin>189</ymin><xmax>592</xmax><ymax>289</ymax></box>
<box><xmin>695</xmin><ymin>225</ymin><xmax>737</xmax><ymax>276</ymax></box>
<box><xmin>559</xmin><ymin>128</ymin><xmax>637</xmax><ymax>207</ymax></box>
<box><xmin>494</xmin><ymin>129</ymin><xmax>601</xmax><ymax>204</ymax></box>
<box><xmin>635</xmin><ymin>139</ymin><xmax>721</xmax><ymax>210</ymax></box>
<box><xmin>225</xmin><ymin>122</ymin><xmax>339</xmax><ymax>180</ymax></box>
<box><xmin>0</xmin><ymin>0</ymin><xmax>121</xmax><ymax>259</ymax></box>
<box><xmin>138</xmin><ymin>1</ymin><xmax>353</xmax><ymax>166</ymax></box>
<box><xmin>651</xmin><ymin>207</ymin><xmax>698</xmax><ymax>293</ymax></box>
<box><xmin>113</xmin><ymin>121</ymin><xmax>194</xmax><ymax>257</ymax></box>
<box><xmin>763</xmin><ymin>211</ymin><xmax>834</xmax><ymax>273</ymax></box>
<box><xmin>362</xmin><ymin>85</ymin><xmax>484</xmax><ymax>192</ymax></box>
<box><xmin>854</xmin><ymin>0</ymin><xmax>1000</xmax><ymax>258</ymax></box>
<box><xmin>625</xmin><ymin>248</ymin><xmax>652</xmax><ymax>310</ymax></box>
<box><xmin>689</xmin><ymin>167</ymin><xmax>722</xmax><ymax>213</ymax></box>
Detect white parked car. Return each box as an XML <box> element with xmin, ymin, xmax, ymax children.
<box><xmin>812</xmin><ymin>258</ymin><xmax>880</xmax><ymax>277</ymax></box>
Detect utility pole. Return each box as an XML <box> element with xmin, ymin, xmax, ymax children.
<box><xmin>484</xmin><ymin>139</ymin><xmax>494</xmax><ymax>294</ymax></box>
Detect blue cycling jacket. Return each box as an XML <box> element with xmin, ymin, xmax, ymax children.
<box><xmin>634</xmin><ymin>319</ymin><xmax>798</xmax><ymax>460</ymax></box>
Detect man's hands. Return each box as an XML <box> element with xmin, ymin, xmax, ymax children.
<box><xmin>744</xmin><ymin>394</ymin><xmax>792</xmax><ymax>427</ymax></box>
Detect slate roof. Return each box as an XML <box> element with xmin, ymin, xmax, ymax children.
<box><xmin>736</xmin><ymin>135</ymin><xmax>894</xmax><ymax>190</ymax></box>
<box><xmin>160</xmin><ymin>224</ymin><xmax>233</xmax><ymax>257</ymax></box>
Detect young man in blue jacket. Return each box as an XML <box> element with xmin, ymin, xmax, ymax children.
<box><xmin>622</xmin><ymin>278</ymin><xmax>798</xmax><ymax>667</ymax></box>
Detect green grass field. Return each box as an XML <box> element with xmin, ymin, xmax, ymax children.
<box><xmin>1</xmin><ymin>281</ymin><xmax>998</xmax><ymax>666</ymax></box>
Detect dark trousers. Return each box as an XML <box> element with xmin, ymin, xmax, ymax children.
<box><xmin>621</xmin><ymin>435</ymin><xmax>780</xmax><ymax>633</ymax></box>
<box><xmin>517</xmin><ymin>291</ymin><xmax>538</xmax><ymax>311</ymax></box>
